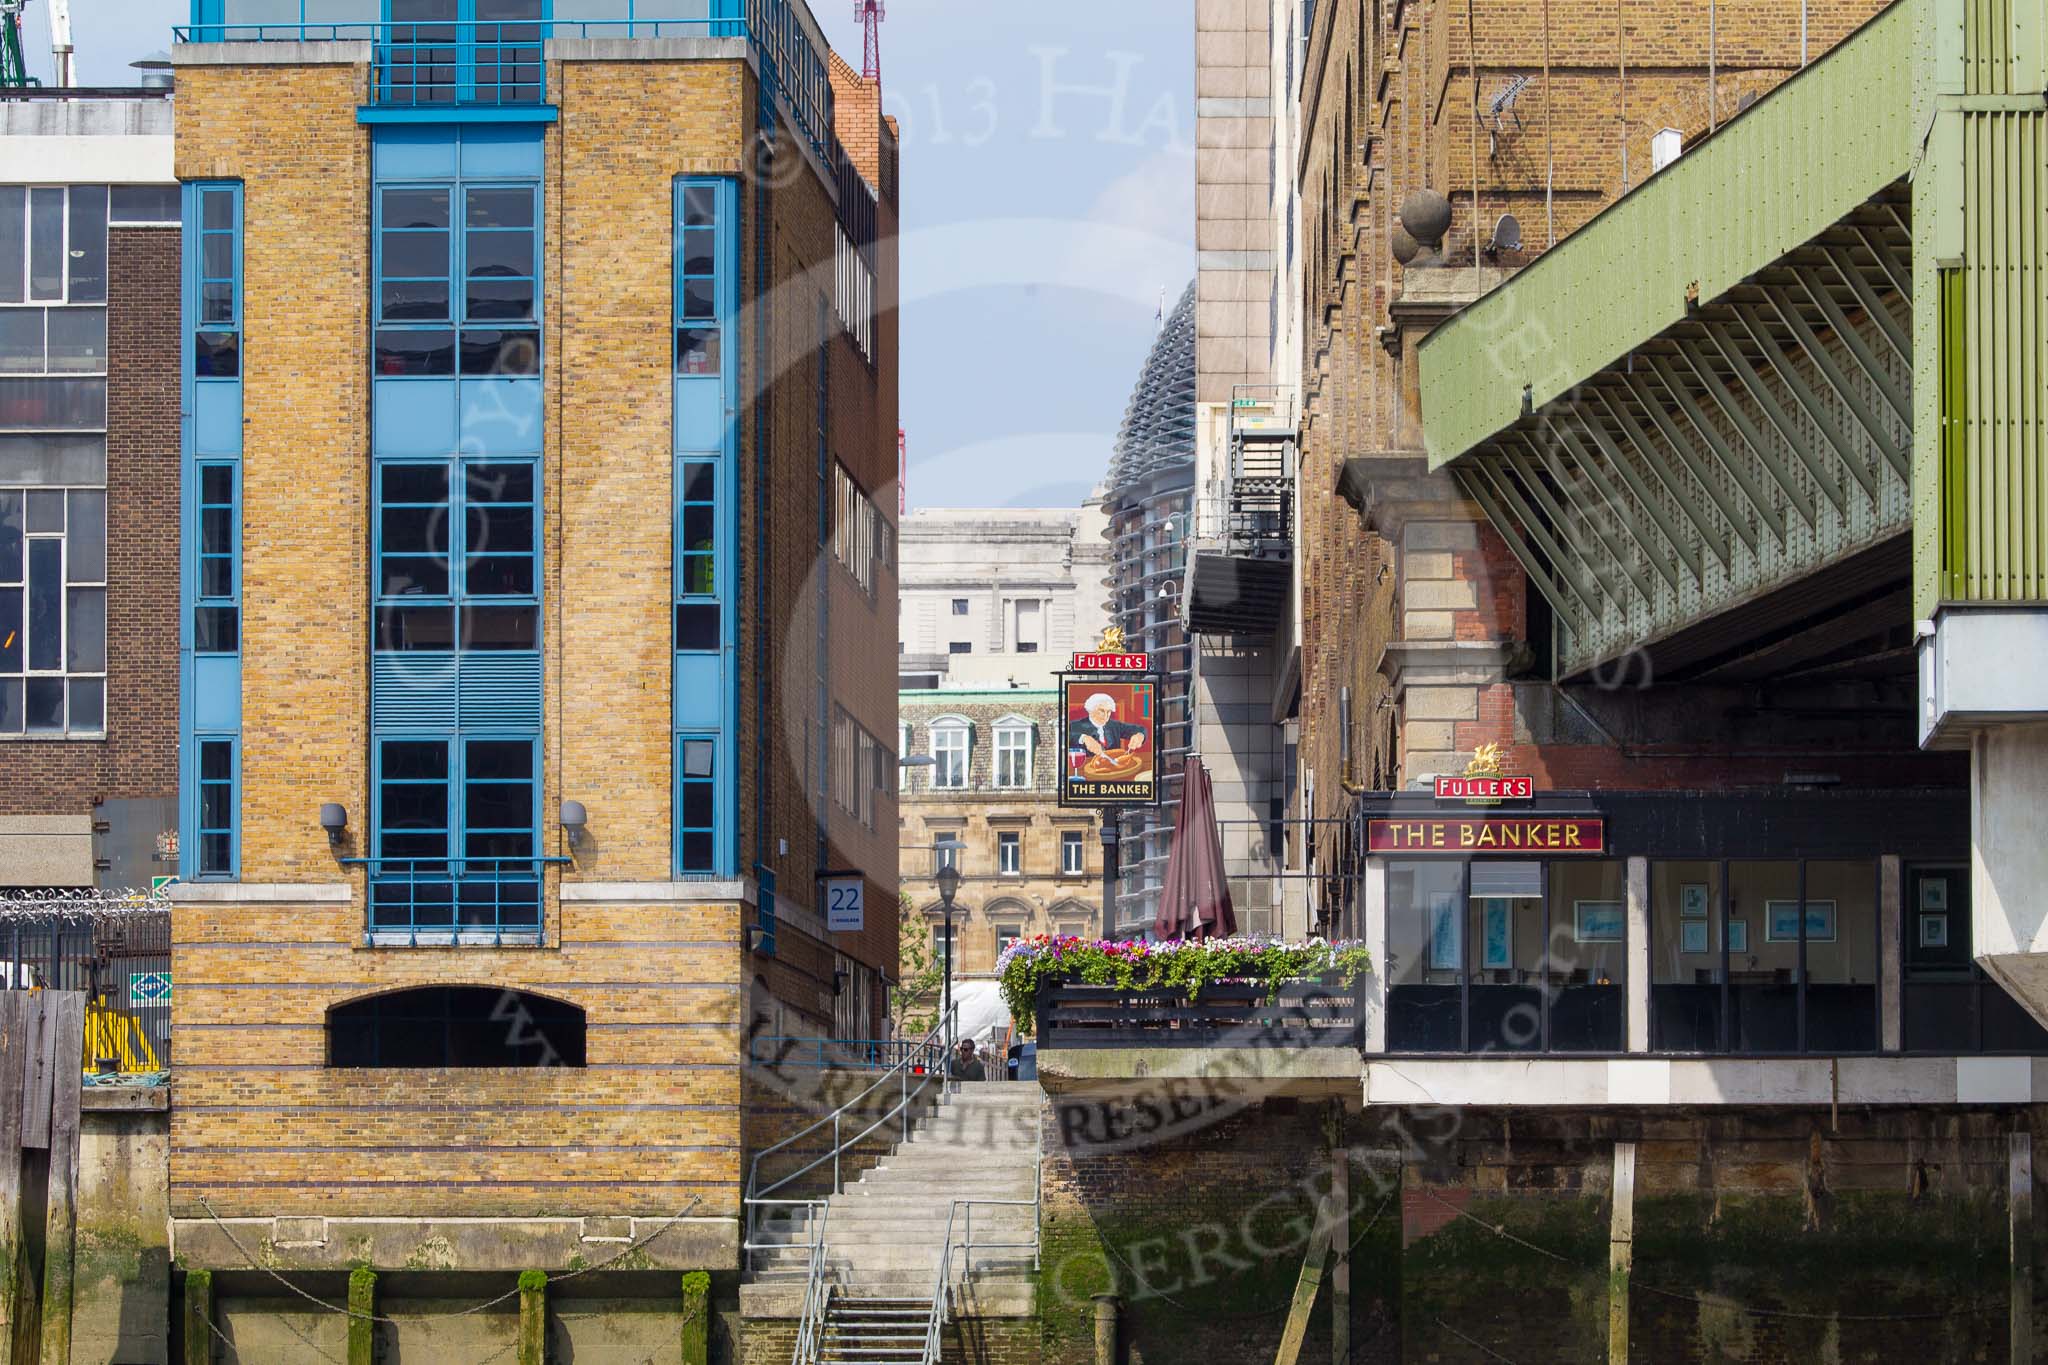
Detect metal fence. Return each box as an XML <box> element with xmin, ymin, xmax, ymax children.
<box><xmin>0</xmin><ymin>901</ymin><xmax>171</xmax><ymax>1074</ymax></box>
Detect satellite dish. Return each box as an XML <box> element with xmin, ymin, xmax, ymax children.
<box><xmin>1484</xmin><ymin>213</ymin><xmax>1523</xmax><ymax>257</ymax></box>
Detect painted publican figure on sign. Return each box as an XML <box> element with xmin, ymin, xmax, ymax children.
<box><xmin>1061</xmin><ymin>680</ymin><xmax>1157</xmax><ymax>805</ymax></box>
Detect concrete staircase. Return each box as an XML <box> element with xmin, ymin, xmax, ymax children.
<box><xmin>752</xmin><ymin>1081</ymin><xmax>1042</xmax><ymax>1299</ymax></box>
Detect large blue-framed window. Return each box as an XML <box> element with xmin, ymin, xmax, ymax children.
<box><xmin>368</xmin><ymin>127</ymin><xmax>546</xmax><ymax>935</ymax></box>
<box><xmin>375</xmin><ymin>179</ymin><xmax>538</xmax><ymax>378</ymax></box>
<box><xmin>181</xmin><ymin>181</ymin><xmax>243</xmax><ymax>881</ymax></box>
<box><xmin>381</xmin><ymin>0</ymin><xmax>546</xmax><ymax>108</ymax></box>
<box><xmin>673</xmin><ymin>176</ymin><xmax>737</xmax><ymax>878</ymax></box>
<box><xmin>375</xmin><ymin>458</ymin><xmax>538</xmax><ymax>651</ymax></box>
<box><xmin>370</xmin><ymin>735</ymin><xmax>540</xmax><ymax>936</ymax></box>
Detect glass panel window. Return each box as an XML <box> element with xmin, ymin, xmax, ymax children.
<box><xmin>195</xmin><ymin>464</ymin><xmax>239</xmax><ymax>651</ymax></box>
<box><xmin>27</xmin><ymin>189</ymin><xmax>64</xmax><ymax>301</ymax></box>
<box><xmin>374</xmin><ymin>459</ymin><xmax>536</xmax><ymax>653</ymax></box>
<box><xmin>66</xmin><ymin>187</ymin><xmax>106</xmax><ymax>304</ymax></box>
<box><xmin>376</xmin><ymin>180</ymin><xmax>539</xmax><ymax>376</ymax></box>
<box><xmin>994</xmin><ymin>725</ymin><xmax>1031</xmax><ymax>789</ymax></box>
<box><xmin>1061</xmin><ymin>830</ymin><xmax>1085</xmax><ymax>875</ymax></box>
<box><xmin>1650</xmin><ymin>861</ymin><xmax>1724</xmax><ymax>1052</ymax></box>
<box><xmin>1727</xmin><ymin>860</ymin><xmax>1800</xmax><ymax>1053</ymax></box>
<box><xmin>0</xmin><ymin>189</ymin><xmax>22</xmax><ymax>304</ymax></box>
<box><xmin>1386</xmin><ymin>860</ymin><xmax>1464</xmax><ymax>1052</ymax></box>
<box><xmin>675</xmin><ymin>180</ymin><xmax>728</xmax><ymax>377</ymax></box>
<box><xmin>998</xmin><ymin>831</ymin><xmax>1020</xmax><ymax>875</ymax></box>
<box><xmin>196</xmin><ymin>738</ymin><xmax>236</xmax><ymax>877</ymax></box>
<box><xmin>677</xmin><ymin>735</ymin><xmax>716</xmax><ymax>873</ymax></box>
<box><xmin>194</xmin><ymin>185</ymin><xmax>240</xmax><ymax>378</ymax></box>
<box><xmin>676</xmin><ymin>459</ymin><xmax>717</xmax><ymax>634</ymax></box>
<box><xmin>1545</xmin><ymin>860</ymin><xmax>1625</xmax><ymax>1052</ymax></box>
<box><xmin>372</xmin><ymin>737</ymin><xmax>542</xmax><ymax>937</ymax></box>
<box><xmin>931</xmin><ymin>724</ymin><xmax>968</xmax><ymax>789</ymax></box>
<box><xmin>1</xmin><ymin>482</ymin><xmax>105</xmax><ymax>732</ymax></box>
<box><xmin>1803</xmin><ymin>859</ymin><xmax>1878</xmax><ymax>1053</ymax></box>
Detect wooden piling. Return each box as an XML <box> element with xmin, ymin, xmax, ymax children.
<box><xmin>36</xmin><ymin>994</ymin><xmax>82</xmax><ymax>1365</ymax></box>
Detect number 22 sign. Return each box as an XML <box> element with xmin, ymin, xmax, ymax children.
<box><xmin>825</xmin><ymin>877</ymin><xmax>865</xmax><ymax>933</ymax></box>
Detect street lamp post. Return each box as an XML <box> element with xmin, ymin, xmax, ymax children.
<box><xmin>933</xmin><ymin>855</ymin><xmax>961</xmax><ymax>1076</ymax></box>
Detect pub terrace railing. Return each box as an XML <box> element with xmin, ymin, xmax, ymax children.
<box><xmin>173</xmin><ymin>0</ymin><xmax>833</xmax><ymax>157</ymax></box>
<box><xmin>1034</xmin><ymin>976</ymin><xmax>1366</xmax><ymax>1051</ymax></box>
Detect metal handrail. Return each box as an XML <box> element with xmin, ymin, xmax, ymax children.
<box><xmin>921</xmin><ymin>1193</ymin><xmax>1043</xmax><ymax>1365</ymax></box>
<box><xmin>744</xmin><ymin>1004</ymin><xmax>956</xmax><ymax>1268</ymax></box>
<box><xmin>787</xmin><ymin>1199</ymin><xmax>831</xmax><ymax>1365</ymax></box>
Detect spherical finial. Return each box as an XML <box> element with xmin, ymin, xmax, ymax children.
<box><xmin>1399</xmin><ymin>190</ymin><xmax>1452</xmax><ymax>251</ymax></box>
<box><xmin>1390</xmin><ymin>224</ymin><xmax>1421</xmax><ymax>266</ymax></box>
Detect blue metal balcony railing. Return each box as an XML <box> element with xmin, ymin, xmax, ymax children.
<box><xmin>173</xmin><ymin>1</ymin><xmax>832</xmax><ymax>155</ymax></box>
<box><xmin>345</xmin><ymin>856</ymin><xmax>572</xmax><ymax>944</ymax></box>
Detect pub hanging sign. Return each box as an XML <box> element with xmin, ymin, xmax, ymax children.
<box><xmin>1058</xmin><ymin>627</ymin><xmax>1160</xmax><ymax>809</ymax></box>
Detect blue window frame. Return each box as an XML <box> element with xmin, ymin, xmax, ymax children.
<box><xmin>379</xmin><ymin>0</ymin><xmax>546</xmax><ymax>108</ymax></box>
<box><xmin>375</xmin><ymin>458</ymin><xmax>537</xmax><ymax>652</ymax></box>
<box><xmin>676</xmin><ymin>735</ymin><xmax>716</xmax><ymax>873</ymax></box>
<box><xmin>194</xmin><ymin>185</ymin><xmax>240</xmax><ymax>377</ymax></box>
<box><xmin>195</xmin><ymin>737</ymin><xmax>237</xmax><ymax>877</ymax></box>
<box><xmin>374</xmin><ymin>180</ymin><xmax>537</xmax><ymax>378</ymax></box>
<box><xmin>673</xmin><ymin>176</ymin><xmax>737</xmax><ymax>880</ymax></box>
<box><xmin>194</xmin><ymin>461</ymin><xmax>239</xmax><ymax>653</ymax></box>
<box><xmin>371</xmin><ymin>734</ymin><xmax>540</xmax><ymax>937</ymax></box>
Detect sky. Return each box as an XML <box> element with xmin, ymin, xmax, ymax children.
<box><xmin>40</xmin><ymin>0</ymin><xmax>1194</xmax><ymax>512</ymax></box>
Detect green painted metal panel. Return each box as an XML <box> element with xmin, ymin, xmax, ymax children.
<box><xmin>1419</xmin><ymin>1</ymin><xmax>1918</xmax><ymax>469</ymax></box>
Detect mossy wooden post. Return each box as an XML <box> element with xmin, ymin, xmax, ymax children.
<box><xmin>680</xmin><ymin>1271</ymin><xmax>709</xmax><ymax>1365</ymax></box>
<box><xmin>1608</xmin><ymin>1141</ymin><xmax>1636</xmax><ymax>1363</ymax></box>
<box><xmin>2011</xmin><ymin>1132</ymin><xmax>2033</xmax><ymax>1365</ymax></box>
<box><xmin>0</xmin><ymin>994</ymin><xmax>31</xmax><ymax>1365</ymax></box>
<box><xmin>36</xmin><ymin>992</ymin><xmax>84</xmax><ymax>1365</ymax></box>
<box><xmin>181</xmin><ymin>1268</ymin><xmax>213</xmax><ymax>1365</ymax></box>
<box><xmin>347</xmin><ymin>1267</ymin><xmax>376</xmax><ymax>1365</ymax></box>
<box><xmin>517</xmin><ymin>1269</ymin><xmax>546</xmax><ymax>1365</ymax></box>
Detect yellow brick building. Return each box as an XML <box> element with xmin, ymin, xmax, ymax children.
<box><xmin>168</xmin><ymin>9</ymin><xmax>896</xmax><ymax>1348</ymax></box>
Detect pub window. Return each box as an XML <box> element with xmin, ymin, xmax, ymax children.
<box><xmin>1903</xmin><ymin>865</ymin><xmax>2048</xmax><ymax>1054</ymax></box>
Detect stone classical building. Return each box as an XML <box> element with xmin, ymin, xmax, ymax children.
<box><xmin>898</xmin><ymin>689</ymin><xmax>1102</xmax><ymax>979</ymax></box>
<box><xmin>897</xmin><ymin>499</ymin><xmax>1110</xmax><ymax>692</ymax></box>
<box><xmin>0</xmin><ymin>93</ymin><xmax>180</xmax><ymax>891</ymax></box>
<box><xmin>166</xmin><ymin>6</ymin><xmax>898</xmax><ymax>1352</ymax></box>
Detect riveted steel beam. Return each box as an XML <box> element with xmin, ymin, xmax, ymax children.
<box><xmin>1541</xmin><ymin>416</ymin><xmax>1683</xmax><ymax>594</ymax></box>
<box><xmin>1728</xmin><ymin>304</ymin><xmax>1879</xmax><ymax>503</ymax></box>
<box><xmin>1854</xmin><ymin>225</ymin><xmax>1912</xmax><ymax>303</ymax></box>
<box><xmin>1500</xmin><ymin>439</ymin><xmax>1630</xmax><ymax>607</ymax></box>
<box><xmin>1823</xmin><ymin>243</ymin><xmax>1910</xmax><ymax>363</ymax></box>
<box><xmin>1516</xmin><ymin>429</ymin><xmax>1660</xmax><ymax>605</ymax></box>
<box><xmin>1763</xmin><ymin>284</ymin><xmax>1911</xmax><ymax>481</ymax></box>
<box><xmin>1701</xmin><ymin>319</ymin><xmax>1847</xmax><ymax>514</ymax></box>
<box><xmin>1615</xmin><ymin>371</ymin><xmax>1764</xmax><ymax>558</ymax></box>
<box><xmin>1590</xmin><ymin>384</ymin><xmax>1738</xmax><ymax>569</ymax></box>
<box><xmin>1789</xmin><ymin>270</ymin><xmax>1912</xmax><ymax>428</ymax></box>
<box><xmin>1671</xmin><ymin>337</ymin><xmax>1819</xmax><ymax>529</ymax></box>
<box><xmin>1565</xmin><ymin>400</ymin><xmax>1708</xmax><ymax>583</ymax></box>
<box><xmin>1465</xmin><ymin>455</ymin><xmax>1604</xmax><ymax>622</ymax></box>
<box><xmin>1451</xmin><ymin>464</ymin><xmax>1585</xmax><ymax>639</ymax></box>
<box><xmin>1645</xmin><ymin>353</ymin><xmax>1792</xmax><ymax>544</ymax></box>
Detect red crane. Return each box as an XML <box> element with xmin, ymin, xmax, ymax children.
<box><xmin>855</xmin><ymin>0</ymin><xmax>883</xmax><ymax>82</ymax></box>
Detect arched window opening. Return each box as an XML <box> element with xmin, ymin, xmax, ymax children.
<box><xmin>328</xmin><ymin>986</ymin><xmax>586</xmax><ymax>1068</ymax></box>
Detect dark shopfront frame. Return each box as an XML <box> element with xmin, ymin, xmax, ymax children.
<box><xmin>1364</xmin><ymin>787</ymin><xmax>1985</xmax><ymax>1058</ymax></box>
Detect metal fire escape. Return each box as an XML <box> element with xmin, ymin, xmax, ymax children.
<box><xmin>1185</xmin><ymin>386</ymin><xmax>1296</xmax><ymax>635</ymax></box>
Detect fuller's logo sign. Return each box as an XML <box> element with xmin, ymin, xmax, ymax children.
<box><xmin>1368</xmin><ymin>817</ymin><xmax>1605</xmax><ymax>854</ymax></box>
<box><xmin>1435</xmin><ymin>743</ymin><xmax>1531</xmax><ymax>803</ymax></box>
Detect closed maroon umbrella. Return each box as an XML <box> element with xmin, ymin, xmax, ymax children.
<box><xmin>1154</xmin><ymin>755</ymin><xmax>1238</xmax><ymax>941</ymax></box>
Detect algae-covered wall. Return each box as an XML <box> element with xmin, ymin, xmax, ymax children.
<box><xmin>74</xmin><ymin>1091</ymin><xmax>169</xmax><ymax>1365</ymax></box>
<box><xmin>1037</xmin><ymin>1099</ymin><xmax>2048</xmax><ymax>1365</ymax></box>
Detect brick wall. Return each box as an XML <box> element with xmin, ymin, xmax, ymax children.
<box><xmin>1295</xmin><ymin>0</ymin><xmax>1899</xmax><ymax>819</ymax></box>
<box><xmin>0</xmin><ymin>226</ymin><xmax>181</xmax><ymax>814</ymax></box>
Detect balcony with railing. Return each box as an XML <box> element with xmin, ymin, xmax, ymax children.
<box><xmin>1185</xmin><ymin>385</ymin><xmax>1296</xmax><ymax>635</ymax></box>
<box><xmin>175</xmin><ymin>0</ymin><xmax>832</xmax><ymax>155</ymax></box>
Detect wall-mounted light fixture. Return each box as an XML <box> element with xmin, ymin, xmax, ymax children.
<box><xmin>560</xmin><ymin>800</ymin><xmax>589</xmax><ymax>848</ymax></box>
<box><xmin>319</xmin><ymin>803</ymin><xmax>348</xmax><ymax>850</ymax></box>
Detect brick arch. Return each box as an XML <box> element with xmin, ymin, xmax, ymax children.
<box><xmin>326</xmin><ymin>984</ymin><xmax>586</xmax><ymax>1068</ymax></box>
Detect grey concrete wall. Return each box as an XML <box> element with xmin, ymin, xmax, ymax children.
<box><xmin>74</xmin><ymin>1089</ymin><xmax>169</xmax><ymax>1365</ymax></box>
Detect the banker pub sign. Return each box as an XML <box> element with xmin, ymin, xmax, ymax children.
<box><xmin>1368</xmin><ymin>817</ymin><xmax>1605</xmax><ymax>854</ymax></box>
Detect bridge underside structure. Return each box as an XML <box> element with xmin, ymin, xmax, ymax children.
<box><xmin>1420</xmin><ymin>0</ymin><xmax>2048</xmax><ymax>1021</ymax></box>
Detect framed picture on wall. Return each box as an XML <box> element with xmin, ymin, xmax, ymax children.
<box><xmin>1726</xmin><ymin>918</ymin><xmax>1748</xmax><ymax>953</ymax></box>
<box><xmin>1428</xmin><ymin>891</ymin><xmax>1460</xmax><ymax>972</ymax></box>
<box><xmin>1920</xmin><ymin>878</ymin><xmax>1949</xmax><ymax>913</ymax></box>
<box><xmin>1920</xmin><ymin>913</ymin><xmax>1949</xmax><ymax>949</ymax></box>
<box><xmin>1481</xmin><ymin>899</ymin><xmax>1513</xmax><ymax>971</ymax></box>
<box><xmin>1575</xmin><ymin>901</ymin><xmax>1625</xmax><ymax>943</ymax></box>
<box><xmin>1765</xmin><ymin>900</ymin><xmax>1837</xmax><ymax>942</ymax></box>
<box><xmin>1680</xmin><ymin>883</ymin><xmax>1709</xmax><ymax>918</ymax></box>
<box><xmin>1680</xmin><ymin>920</ymin><xmax>1710</xmax><ymax>954</ymax></box>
